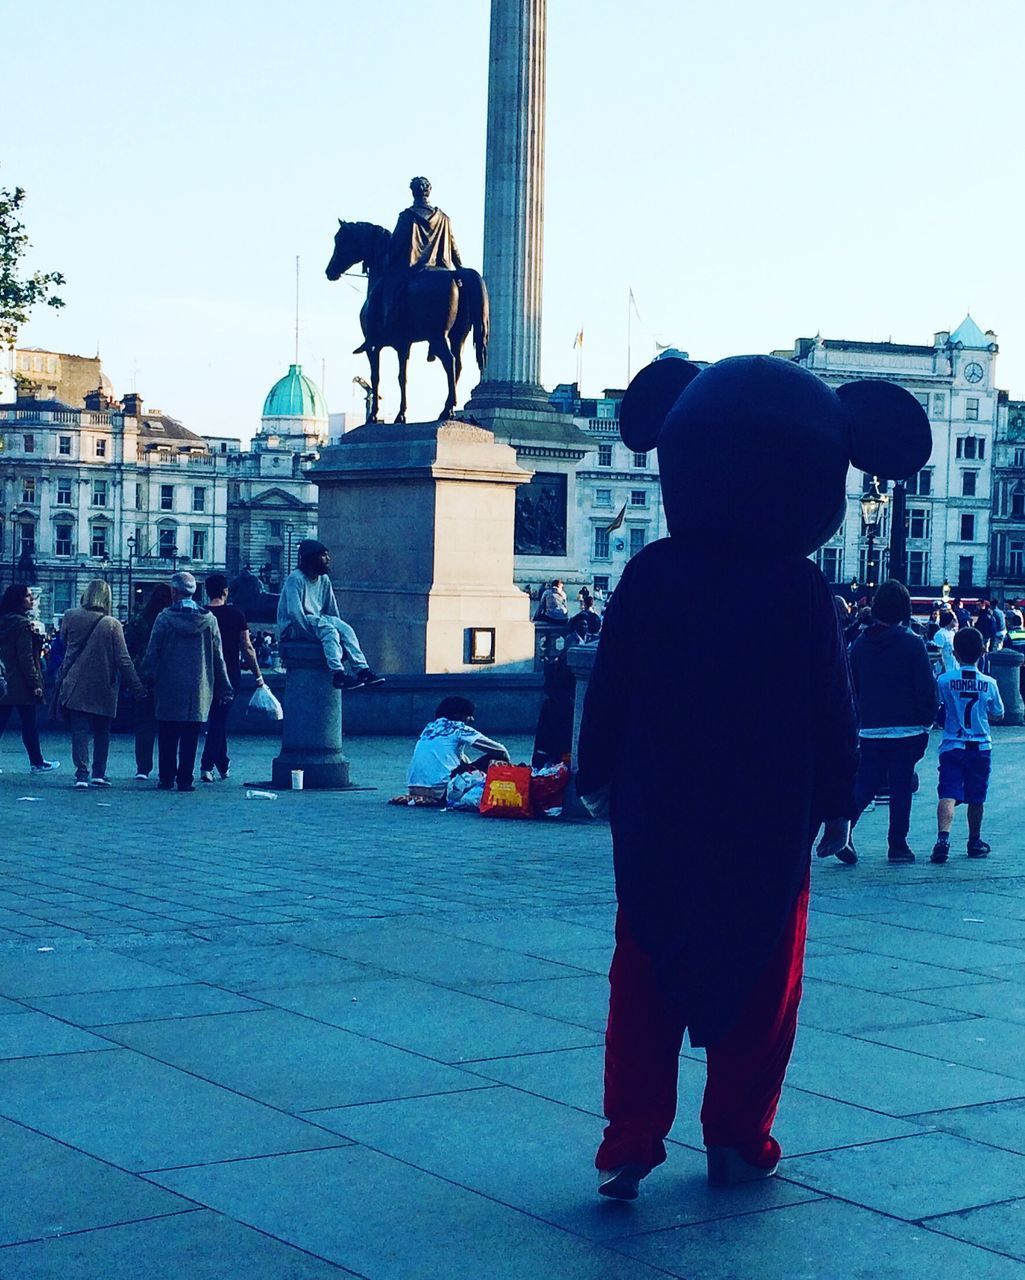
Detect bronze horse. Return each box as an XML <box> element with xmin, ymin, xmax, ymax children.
<box><xmin>326</xmin><ymin>221</ymin><xmax>489</xmax><ymax>424</ymax></box>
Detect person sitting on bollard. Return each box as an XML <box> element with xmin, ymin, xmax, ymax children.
<box><xmin>405</xmin><ymin>697</ymin><xmax>510</xmax><ymax>803</ymax></box>
<box><xmin>277</xmin><ymin>540</ymin><xmax>385</xmax><ymax>691</ymax></box>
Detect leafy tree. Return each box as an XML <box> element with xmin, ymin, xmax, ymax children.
<box><xmin>0</xmin><ymin>183</ymin><xmax>65</xmax><ymax>350</ymax></box>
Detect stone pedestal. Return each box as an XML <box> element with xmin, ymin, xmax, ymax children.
<box><xmin>314</xmin><ymin>419</ymin><xmax>536</xmax><ymax>675</ymax></box>
<box><xmin>271</xmin><ymin>640</ymin><xmax>351</xmax><ymax>789</ymax></box>
<box><xmin>990</xmin><ymin>649</ymin><xmax>1025</xmax><ymax>726</ymax></box>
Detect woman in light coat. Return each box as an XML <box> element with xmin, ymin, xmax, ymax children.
<box><xmin>58</xmin><ymin>579</ymin><xmax>146</xmax><ymax>788</ymax></box>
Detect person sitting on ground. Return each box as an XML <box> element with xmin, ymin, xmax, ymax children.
<box><xmin>537</xmin><ymin>579</ymin><xmax>570</xmax><ymax>623</ymax></box>
<box><xmin>277</xmin><ymin>539</ymin><xmax>384</xmax><ymax>690</ymax></box>
<box><xmin>932</xmin><ymin>625</ymin><xmax>1004</xmax><ymax>864</ymax></box>
<box><xmin>0</xmin><ymin>583</ymin><xmax>59</xmax><ymax>773</ymax></box>
<box><xmin>405</xmin><ymin>696</ymin><xmax>510</xmax><ymax>802</ymax></box>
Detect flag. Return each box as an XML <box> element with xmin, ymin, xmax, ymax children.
<box><xmin>629</xmin><ymin>288</ymin><xmax>642</xmax><ymax>322</ymax></box>
<box><xmin>604</xmin><ymin>503</ymin><xmax>627</xmax><ymax>533</ymax></box>
<box><xmin>573</xmin><ymin>328</ymin><xmax>584</xmax><ymax>349</ymax></box>
<box><xmin>654</xmin><ymin>339</ymin><xmax>672</xmax><ymax>351</ymax></box>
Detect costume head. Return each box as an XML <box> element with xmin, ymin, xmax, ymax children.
<box><xmin>619</xmin><ymin>354</ymin><xmax>932</xmax><ymax>557</ymax></box>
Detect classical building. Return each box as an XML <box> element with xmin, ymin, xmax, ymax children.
<box><xmin>0</xmin><ymin>385</ymin><xmax>228</xmax><ymax>621</ymax></box>
<box><xmin>990</xmin><ymin>393</ymin><xmax>1025</xmax><ymax>595</ymax></box>
<box><xmin>9</xmin><ymin>347</ymin><xmax>113</xmax><ymax>409</ymax></box>
<box><xmin>779</xmin><ymin>316</ymin><xmax>1000</xmax><ymax>594</ymax></box>
<box><xmin>224</xmin><ymin>364</ymin><xmax>326</xmax><ymax>584</ymax></box>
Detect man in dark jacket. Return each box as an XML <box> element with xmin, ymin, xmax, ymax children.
<box><xmin>840</xmin><ymin>579</ymin><xmax>937</xmax><ymax>864</ymax></box>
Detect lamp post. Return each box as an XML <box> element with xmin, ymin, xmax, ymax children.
<box><xmin>285</xmin><ymin>523</ymin><xmax>295</xmax><ymax>575</ymax></box>
<box><xmin>126</xmin><ymin>535</ymin><xmax>136</xmax><ymax>616</ymax></box>
<box><xmin>860</xmin><ymin>477</ymin><xmax>889</xmax><ymax>597</ymax></box>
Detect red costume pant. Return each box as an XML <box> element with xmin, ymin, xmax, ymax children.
<box><xmin>596</xmin><ymin>870</ymin><xmax>809</xmax><ymax>1171</ymax></box>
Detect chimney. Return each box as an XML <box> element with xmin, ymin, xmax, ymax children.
<box><xmin>122</xmin><ymin>391</ymin><xmax>144</xmax><ymax>417</ymax></box>
<box><xmin>85</xmin><ymin>385</ymin><xmax>112</xmax><ymax>411</ymax></box>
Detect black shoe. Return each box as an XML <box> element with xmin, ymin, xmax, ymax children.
<box><xmin>887</xmin><ymin>844</ymin><xmax>916</xmax><ymax>863</ymax></box>
<box><xmin>356</xmin><ymin>668</ymin><xmax>386</xmax><ymax>688</ymax></box>
<box><xmin>177</xmin><ymin>783</ymin><xmax>196</xmax><ymax>792</ymax></box>
<box><xmin>930</xmin><ymin>839</ymin><xmax>950</xmax><ymax>864</ymax></box>
<box><xmin>597</xmin><ymin>1163</ymin><xmax>651</xmax><ymax>1200</ymax></box>
<box><xmin>834</xmin><ymin>840</ymin><xmax>858</xmax><ymax>866</ymax></box>
<box><xmin>156</xmin><ymin>781</ymin><xmax>174</xmax><ymax>790</ymax></box>
<box><xmin>332</xmin><ymin>671</ymin><xmax>360</xmax><ymax>690</ymax></box>
<box><xmin>967</xmin><ymin>839</ymin><xmax>991</xmax><ymax>859</ymax></box>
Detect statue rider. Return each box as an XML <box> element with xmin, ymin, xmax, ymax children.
<box><xmin>377</xmin><ymin>177</ymin><xmax>463</xmax><ymax>332</ymax></box>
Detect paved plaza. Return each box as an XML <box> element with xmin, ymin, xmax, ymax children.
<box><xmin>3</xmin><ymin>728</ymin><xmax>1025</xmax><ymax>1277</ymax></box>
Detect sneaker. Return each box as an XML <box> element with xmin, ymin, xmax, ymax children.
<box><xmin>356</xmin><ymin>668</ymin><xmax>386</xmax><ymax>688</ymax></box>
<box><xmin>887</xmin><ymin>844</ymin><xmax>916</xmax><ymax>864</ymax></box>
<box><xmin>332</xmin><ymin>670</ymin><xmax>360</xmax><ymax>690</ymax></box>
<box><xmin>156</xmin><ymin>781</ymin><xmax>174</xmax><ymax>790</ymax></box>
<box><xmin>930</xmin><ymin>839</ymin><xmax>950</xmax><ymax>864</ymax></box>
<box><xmin>218</xmin><ymin>767</ymin><xmax>230</xmax><ymax>780</ymax></box>
<box><xmin>200</xmin><ymin>770</ymin><xmax>215</xmax><ymax>783</ymax></box>
<box><xmin>135</xmin><ymin>771</ymin><xmax>150</xmax><ymax>780</ymax></box>
<box><xmin>597</xmin><ymin>1163</ymin><xmax>650</xmax><ymax>1201</ymax></box>
<box><xmin>967</xmin><ymin>839</ymin><xmax>991</xmax><ymax>859</ymax></box>
<box><xmin>73</xmin><ymin>779</ymin><xmax>90</xmax><ymax>790</ymax></box>
<box><xmin>706</xmin><ymin>1144</ymin><xmax>780</xmax><ymax>1188</ymax></box>
<box><xmin>91</xmin><ymin>777</ymin><xmax>112</xmax><ymax>788</ymax></box>
<box><xmin>834</xmin><ymin>839</ymin><xmax>859</xmax><ymax>866</ymax></box>
<box><xmin>31</xmin><ymin>761</ymin><xmax>60</xmax><ymax>773</ymax></box>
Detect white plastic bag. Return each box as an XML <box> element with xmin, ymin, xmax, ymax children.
<box><xmin>445</xmin><ymin>769</ymin><xmax>487</xmax><ymax>812</ymax></box>
<box><xmin>247</xmin><ymin>684</ymin><xmax>283</xmax><ymax>722</ymax></box>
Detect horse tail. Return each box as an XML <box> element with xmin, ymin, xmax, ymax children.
<box><xmin>458</xmin><ymin>270</ymin><xmax>489</xmax><ymax>373</ymax></box>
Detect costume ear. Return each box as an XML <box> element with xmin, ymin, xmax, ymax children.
<box><xmin>838</xmin><ymin>380</ymin><xmax>932</xmax><ymax>480</ymax></box>
<box><xmin>619</xmin><ymin>359</ymin><xmax>702</xmax><ymax>451</ymax></box>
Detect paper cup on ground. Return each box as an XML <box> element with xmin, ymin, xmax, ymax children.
<box><xmin>291</xmin><ymin>769</ymin><xmax>304</xmax><ymax>791</ymax></box>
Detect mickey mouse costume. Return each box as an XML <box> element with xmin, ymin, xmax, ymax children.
<box><xmin>577</xmin><ymin>354</ymin><xmax>931</xmax><ymax>1197</ymax></box>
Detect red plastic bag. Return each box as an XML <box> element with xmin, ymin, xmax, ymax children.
<box><xmin>480</xmin><ymin>763</ymin><xmax>533</xmax><ymax>819</ymax></box>
<box><xmin>529</xmin><ymin>763</ymin><xmax>570</xmax><ymax>816</ymax></box>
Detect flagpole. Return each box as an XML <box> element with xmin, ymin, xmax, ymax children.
<box><xmin>627</xmin><ymin>289</ymin><xmax>632</xmax><ymax>384</ymax></box>
<box><xmin>576</xmin><ymin>328</ymin><xmax>583</xmax><ymax>393</ymax></box>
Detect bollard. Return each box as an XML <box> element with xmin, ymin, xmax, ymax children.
<box><xmin>270</xmin><ymin>640</ymin><xmax>352</xmax><ymax>789</ymax></box>
<box><xmin>559</xmin><ymin>642</ymin><xmax>599</xmax><ymax>821</ymax></box>
<box><xmin>989</xmin><ymin>649</ymin><xmax>1025</xmax><ymax>727</ymax></box>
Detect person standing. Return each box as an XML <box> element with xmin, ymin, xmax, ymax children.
<box><xmin>200</xmin><ymin>573</ymin><xmax>264</xmax><ymax>782</ymax></box>
<box><xmin>933</xmin><ymin>609</ymin><xmax>959</xmax><ymax>674</ymax></box>
<box><xmin>0</xmin><ymin>584</ymin><xmax>60</xmax><ymax>773</ymax></box>
<box><xmin>140</xmin><ymin>572</ymin><xmax>231</xmax><ymax>791</ymax></box>
<box><xmin>124</xmin><ymin>583</ymin><xmax>173</xmax><ymax>779</ymax></box>
<box><xmin>56</xmin><ymin>579</ymin><xmax>146</xmax><ymax>788</ymax></box>
<box><xmin>839</xmin><ymin>580</ymin><xmax>937</xmax><ymax>864</ymax></box>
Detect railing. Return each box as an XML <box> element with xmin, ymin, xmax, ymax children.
<box><xmin>586</xmin><ymin>417</ymin><xmax>619</xmax><ymax>435</ymax></box>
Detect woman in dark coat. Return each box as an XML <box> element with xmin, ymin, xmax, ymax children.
<box><xmin>578</xmin><ymin>355</ymin><xmax>931</xmax><ymax>1200</ymax></box>
<box><xmin>124</xmin><ymin>583</ymin><xmax>172</xmax><ymax>779</ymax></box>
<box><xmin>0</xmin><ymin>584</ymin><xmax>60</xmax><ymax>772</ymax></box>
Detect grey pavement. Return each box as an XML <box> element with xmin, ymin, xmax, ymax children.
<box><xmin>2</xmin><ymin>727</ymin><xmax>1025</xmax><ymax>1276</ymax></box>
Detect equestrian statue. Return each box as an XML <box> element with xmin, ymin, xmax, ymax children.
<box><xmin>326</xmin><ymin>177</ymin><xmax>489</xmax><ymax>424</ymax></box>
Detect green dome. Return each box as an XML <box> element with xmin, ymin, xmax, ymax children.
<box><xmin>262</xmin><ymin>364</ymin><xmax>328</xmax><ymax>420</ymax></box>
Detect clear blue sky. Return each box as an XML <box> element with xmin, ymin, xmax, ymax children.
<box><xmin>7</xmin><ymin>0</ymin><xmax>1025</xmax><ymax>438</ymax></box>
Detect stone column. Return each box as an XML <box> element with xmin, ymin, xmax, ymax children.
<box><xmin>468</xmin><ymin>0</ymin><xmax>551</xmax><ymax>415</ymax></box>
<box><xmin>989</xmin><ymin>649</ymin><xmax>1024</xmax><ymax>726</ymax></box>
<box><xmin>271</xmin><ymin>639</ymin><xmax>351</xmax><ymax>789</ymax></box>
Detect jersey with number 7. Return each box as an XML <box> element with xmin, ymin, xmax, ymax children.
<box><xmin>937</xmin><ymin>665</ymin><xmax>1004</xmax><ymax>752</ymax></box>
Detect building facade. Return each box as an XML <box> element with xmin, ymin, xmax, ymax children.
<box><xmin>0</xmin><ymin>386</ymin><xmax>228</xmax><ymax>621</ymax></box>
<box><xmin>990</xmin><ymin>394</ymin><xmax>1025</xmax><ymax>595</ymax></box>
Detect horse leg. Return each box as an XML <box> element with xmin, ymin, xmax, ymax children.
<box><xmin>367</xmin><ymin>348</ymin><xmax>381</xmax><ymax>424</ymax></box>
<box><xmin>395</xmin><ymin>344</ymin><xmax>410</xmax><ymax>424</ymax></box>
<box><xmin>435</xmin><ymin>341</ymin><xmax>456</xmax><ymax>421</ymax></box>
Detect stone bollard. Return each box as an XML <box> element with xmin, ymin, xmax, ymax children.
<box><xmin>271</xmin><ymin>640</ymin><xmax>352</xmax><ymax>789</ymax></box>
<box><xmin>989</xmin><ymin>649</ymin><xmax>1025</xmax><ymax>726</ymax></box>
<box><xmin>559</xmin><ymin>642</ymin><xmax>599</xmax><ymax>821</ymax></box>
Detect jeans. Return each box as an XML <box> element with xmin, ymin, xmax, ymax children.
<box><xmin>0</xmin><ymin>703</ymin><xmax>45</xmax><ymax>767</ymax></box>
<box><xmin>200</xmin><ymin>683</ymin><xmax>237</xmax><ymax>775</ymax></box>
<box><xmin>285</xmin><ymin>617</ymin><xmax>368</xmax><ymax>674</ymax></box>
<box><xmin>68</xmin><ymin>710</ymin><xmax>111</xmax><ymax>781</ymax></box>
<box><xmin>157</xmin><ymin>721</ymin><xmax>202</xmax><ymax>789</ymax></box>
<box><xmin>852</xmin><ymin>733</ymin><xmax>929</xmax><ymax>847</ymax></box>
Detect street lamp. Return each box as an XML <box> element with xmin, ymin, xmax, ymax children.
<box><xmin>126</xmin><ymin>535</ymin><xmax>136</xmax><ymax>615</ymax></box>
<box><xmin>860</xmin><ymin>477</ymin><xmax>889</xmax><ymax>595</ymax></box>
<box><xmin>285</xmin><ymin>523</ymin><xmax>295</xmax><ymax>574</ymax></box>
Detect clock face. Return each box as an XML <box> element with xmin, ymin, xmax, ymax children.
<box><xmin>964</xmin><ymin>361</ymin><xmax>984</xmax><ymax>384</ymax></box>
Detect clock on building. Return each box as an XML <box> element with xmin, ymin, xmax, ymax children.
<box><xmin>964</xmin><ymin>361</ymin><xmax>984</xmax><ymax>384</ymax></box>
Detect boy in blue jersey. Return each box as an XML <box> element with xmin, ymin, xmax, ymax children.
<box><xmin>932</xmin><ymin>627</ymin><xmax>1004</xmax><ymax>863</ymax></box>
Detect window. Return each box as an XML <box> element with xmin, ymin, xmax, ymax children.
<box><xmin>21</xmin><ymin>477</ymin><xmax>36</xmax><ymax>504</ymax></box>
<box><xmin>158</xmin><ymin>528</ymin><xmax>178</xmax><ymax>558</ymax></box>
<box><xmin>59</xmin><ymin>435</ymin><xmax>71</xmax><ymax>455</ymax></box>
<box><xmin>18</xmin><ymin>522</ymin><xmax>35</xmax><ymax>555</ymax></box>
<box><xmin>908</xmin><ymin>551</ymin><xmax>929</xmax><ymax>586</ymax></box>
<box><xmin>160</xmin><ymin>484</ymin><xmax>174</xmax><ymax>511</ymax></box>
<box><xmin>1012</xmin><ymin>487</ymin><xmax>1025</xmax><ymax>518</ymax></box>
<box><xmin>56</xmin><ymin>478</ymin><xmax>72</xmax><ymax>506</ymax></box>
<box><xmin>597</xmin><ymin>443</ymin><xmax>613</xmax><ymax>467</ymax></box>
<box><xmin>905</xmin><ymin>469</ymin><xmax>931</xmax><ymax>496</ymax></box>
<box><xmin>53</xmin><ymin>579</ymin><xmax>74</xmax><ymax>613</ymax></box>
<box><xmin>191</xmin><ymin>528</ymin><xmax>207</xmax><ymax>561</ymax></box>
<box><xmin>933</xmin><ymin>393</ymin><xmax>946</xmax><ymax>415</ymax></box>
<box><xmin>630</xmin><ymin>490</ymin><xmax>647</xmax><ymax>507</ymax></box>
<box><xmin>1010</xmin><ymin>541</ymin><xmax>1025</xmax><ymax>577</ymax></box>
<box><xmin>966</xmin><ymin>397</ymin><xmax>980</xmax><ymax>422</ymax></box>
<box><xmin>914</xmin><ymin>392</ymin><xmax>929</xmax><ymax>414</ymax></box>
<box><xmin>956</xmin><ymin>436</ymin><xmax>983</xmax><ymax>460</ymax></box>
<box><xmin>817</xmin><ymin>547</ymin><xmax>844</xmax><ymax>581</ymax></box>
<box><xmin>55</xmin><ymin>525</ymin><xmax>74</xmax><ymax>557</ymax></box>
<box><xmin>907</xmin><ymin>508</ymin><xmax>930</xmax><ymax>540</ymax></box>
<box><xmin>23</xmin><ymin>434</ymin><xmax>34</xmax><ymax>453</ymax></box>
<box><xmin>593</xmin><ymin>527</ymin><xmax>611</xmax><ymax>559</ymax></box>
<box><xmin>95</xmin><ymin>438</ymin><xmax>107</xmax><ymax>458</ymax></box>
<box><xmin>632</xmin><ymin>451</ymin><xmax>648</xmax><ymax>469</ymax></box>
<box><xmin>135</xmin><ymin>483</ymin><xmax>143</xmax><ymax>509</ymax></box>
<box><xmin>269</xmin><ymin>520</ymin><xmax>283</xmax><ymax>538</ymax></box>
<box><xmin>629</xmin><ymin>527</ymin><xmax>646</xmax><ymax>556</ymax></box>
<box><xmin>960</xmin><ymin>513</ymin><xmax>975</xmax><ymax>541</ymax></box>
<box><xmin>958</xmin><ymin>554</ymin><xmax>974</xmax><ymax>586</ymax></box>
<box><xmin>593</xmin><ymin>576</ymin><xmax>610</xmax><ymax>593</ymax></box>
<box><xmin>1014</xmin><ymin>448</ymin><xmax>1025</xmax><ymax>468</ymax></box>
<box><xmin>594</xmin><ymin>488</ymin><xmax>612</xmax><ymax>508</ymax></box>
<box><xmin>91</xmin><ymin>525</ymin><xmax>109</xmax><ymax>558</ymax></box>
<box><xmin>192</xmin><ymin>487</ymin><xmax>206</xmax><ymax>513</ymax></box>
<box><xmin>962</xmin><ymin>471</ymin><xmax>978</xmax><ymax>497</ymax></box>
